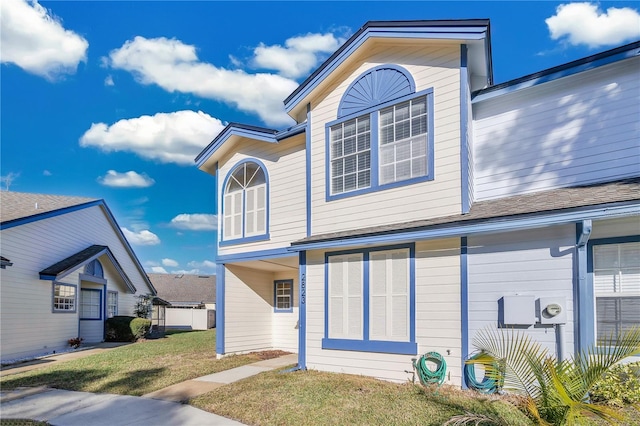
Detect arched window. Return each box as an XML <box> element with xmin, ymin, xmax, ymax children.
<box><xmin>223</xmin><ymin>161</ymin><xmax>268</xmax><ymax>241</ymax></box>
<box><xmin>84</xmin><ymin>259</ymin><xmax>104</xmax><ymax>278</ymax></box>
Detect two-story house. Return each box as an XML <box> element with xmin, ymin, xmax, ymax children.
<box><xmin>195</xmin><ymin>20</ymin><xmax>640</xmax><ymax>387</ymax></box>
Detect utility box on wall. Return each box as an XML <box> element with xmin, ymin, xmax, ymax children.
<box><xmin>501</xmin><ymin>295</ymin><xmax>536</xmax><ymax>326</ymax></box>
<box><xmin>538</xmin><ymin>297</ymin><xmax>567</xmax><ymax>324</ymax></box>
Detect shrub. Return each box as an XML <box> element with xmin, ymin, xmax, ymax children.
<box><xmin>130</xmin><ymin>318</ymin><xmax>152</xmax><ymax>340</ymax></box>
<box><xmin>106</xmin><ymin>316</ymin><xmax>151</xmax><ymax>342</ymax></box>
<box><xmin>591</xmin><ymin>361</ymin><xmax>640</xmax><ymax>406</ymax></box>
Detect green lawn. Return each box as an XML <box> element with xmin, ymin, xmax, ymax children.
<box><xmin>0</xmin><ymin>330</ymin><xmax>281</xmax><ymax>396</ymax></box>
<box><xmin>190</xmin><ymin>368</ymin><xmax>535</xmax><ymax>426</ymax></box>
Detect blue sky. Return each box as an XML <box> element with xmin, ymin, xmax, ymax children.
<box><xmin>2</xmin><ymin>1</ymin><xmax>639</xmax><ymax>275</ymax></box>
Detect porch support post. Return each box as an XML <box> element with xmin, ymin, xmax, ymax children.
<box><xmin>575</xmin><ymin>219</ymin><xmax>592</xmax><ymax>354</ymax></box>
<box><xmin>298</xmin><ymin>251</ymin><xmax>307</xmax><ymax>369</ymax></box>
<box><xmin>216</xmin><ymin>263</ymin><xmax>225</xmax><ymax>355</ymax></box>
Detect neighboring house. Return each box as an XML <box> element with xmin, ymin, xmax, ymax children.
<box><xmin>195</xmin><ymin>20</ymin><xmax>640</xmax><ymax>385</ymax></box>
<box><xmin>148</xmin><ymin>273</ymin><xmax>216</xmax><ymax>309</ymax></box>
<box><xmin>0</xmin><ymin>192</ymin><xmax>156</xmax><ymax>362</ymax></box>
<box><xmin>148</xmin><ymin>273</ymin><xmax>216</xmax><ymax>330</ymax></box>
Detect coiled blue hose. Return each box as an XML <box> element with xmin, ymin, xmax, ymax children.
<box><xmin>413</xmin><ymin>351</ymin><xmax>447</xmax><ymax>386</ymax></box>
<box><xmin>464</xmin><ymin>352</ymin><xmax>502</xmax><ymax>394</ymax></box>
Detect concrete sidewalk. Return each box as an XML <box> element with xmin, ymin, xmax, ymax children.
<box><xmin>0</xmin><ymin>388</ymin><xmax>246</xmax><ymax>426</ymax></box>
<box><xmin>0</xmin><ymin>353</ymin><xmax>298</xmax><ymax>425</ymax></box>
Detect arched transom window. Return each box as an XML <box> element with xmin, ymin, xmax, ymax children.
<box><xmin>223</xmin><ymin>161</ymin><xmax>267</xmax><ymax>240</ymax></box>
<box><xmin>84</xmin><ymin>259</ymin><xmax>104</xmax><ymax>278</ymax></box>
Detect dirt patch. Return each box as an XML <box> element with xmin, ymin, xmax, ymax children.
<box><xmin>253</xmin><ymin>350</ymin><xmax>291</xmax><ymax>361</ymax></box>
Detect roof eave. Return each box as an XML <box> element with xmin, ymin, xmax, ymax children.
<box><xmin>284</xmin><ymin>19</ymin><xmax>492</xmax><ymax>116</ymax></box>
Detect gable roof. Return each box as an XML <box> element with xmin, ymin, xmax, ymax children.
<box><xmin>195</xmin><ymin>121</ymin><xmax>306</xmax><ymax>173</ymax></box>
<box><xmin>284</xmin><ymin>19</ymin><xmax>492</xmax><ymax>117</ymax></box>
<box><xmin>291</xmin><ymin>178</ymin><xmax>640</xmax><ymax>249</ymax></box>
<box><xmin>147</xmin><ymin>273</ymin><xmax>216</xmax><ymax>305</ymax></box>
<box><xmin>1</xmin><ymin>191</ymin><xmax>99</xmax><ymax>227</ymax></box>
<box><xmin>39</xmin><ymin>245</ymin><xmax>137</xmax><ymax>293</ymax></box>
<box><xmin>1</xmin><ymin>191</ymin><xmax>156</xmax><ymax>295</ymax></box>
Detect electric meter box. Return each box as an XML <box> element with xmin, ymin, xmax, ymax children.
<box><xmin>539</xmin><ymin>297</ymin><xmax>567</xmax><ymax>324</ymax></box>
<box><xmin>502</xmin><ymin>295</ymin><xmax>536</xmax><ymax>325</ymax></box>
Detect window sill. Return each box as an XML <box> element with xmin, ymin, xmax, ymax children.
<box><xmin>274</xmin><ymin>308</ymin><xmax>294</xmax><ymax>313</ymax></box>
<box><xmin>52</xmin><ymin>310</ymin><xmax>77</xmax><ymax>314</ymax></box>
<box><xmin>220</xmin><ymin>234</ymin><xmax>270</xmax><ymax>247</ymax></box>
<box><xmin>322</xmin><ymin>338</ymin><xmax>417</xmax><ymax>355</ymax></box>
<box><xmin>326</xmin><ymin>175</ymin><xmax>434</xmax><ymax>202</ymax></box>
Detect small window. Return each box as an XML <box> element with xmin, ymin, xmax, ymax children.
<box><xmin>53</xmin><ymin>283</ymin><xmax>76</xmax><ymax>313</ymax></box>
<box><xmin>593</xmin><ymin>241</ymin><xmax>640</xmax><ymax>345</ymax></box>
<box><xmin>107</xmin><ymin>291</ymin><xmax>118</xmax><ymax>318</ymax></box>
<box><xmin>274</xmin><ymin>280</ymin><xmax>293</xmax><ymax>312</ymax></box>
<box><xmin>80</xmin><ymin>289</ymin><xmax>101</xmax><ymax>320</ymax></box>
<box><xmin>330</xmin><ymin>115</ymin><xmax>371</xmax><ymax>194</ymax></box>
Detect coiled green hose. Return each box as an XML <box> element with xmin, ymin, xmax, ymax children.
<box><xmin>413</xmin><ymin>351</ymin><xmax>447</xmax><ymax>386</ymax></box>
<box><xmin>464</xmin><ymin>352</ymin><xmax>502</xmax><ymax>394</ymax></box>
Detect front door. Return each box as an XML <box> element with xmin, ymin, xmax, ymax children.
<box><xmin>79</xmin><ymin>287</ymin><xmax>104</xmax><ymax>342</ymax></box>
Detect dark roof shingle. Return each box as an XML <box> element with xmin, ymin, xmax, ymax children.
<box><xmin>147</xmin><ymin>274</ymin><xmax>216</xmax><ymax>305</ymax></box>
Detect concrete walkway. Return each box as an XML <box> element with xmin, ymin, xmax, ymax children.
<box><xmin>1</xmin><ymin>351</ymin><xmax>298</xmax><ymax>425</ymax></box>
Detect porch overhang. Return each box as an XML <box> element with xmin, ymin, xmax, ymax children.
<box><xmin>39</xmin><ymin>244</ymin><xmax>137</xmax><ymax>293</ymax></box>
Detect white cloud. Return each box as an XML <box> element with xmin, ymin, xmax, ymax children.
<box><xmin>253</xmin><ymin>32</ymin><xmax>346</xmax><ymax>79</ymax></box>
<box><xmin>162</xmin><ymin>258</ymin><xmax>179</xmax><ymax>267</ymax></box>
<box><xmin>79</xmin><ymin>110</ymin><xmax>225</xmax><ymax>165</ymax></box>
<box><xmin>104</xmin><ymin>75</ymin><xmax>114</xmax><ymax>86</ymax></box>
<box><xmin>121</xmin><ymin>227</ymin><xmax>161</xmax><ymax>246</ymax></box>
<box><xmin>98</xmin><ymin>170</ymin><xmax>155</xmax><ymax>188</ymax></box>
<box><xmin>187</xmin><ymin>260</ymin><xmax>216</xmax><ymax>269</ymax></box>
<box><xmin>149</xmin><ymin>266</ymin><xmax>168</xmax><ymax>274</ymax></box>
<box><xmin>1</xmin><ymin>0</ymin><xmax>88</xmax><ymax>80</ymax></box>
<box><xmin>546</xmin><ymin>3</ymin><xmax>640</xmax><ymax>48</ymax></box>
<box><xmin>169</xmin><ymin>214</ymin><xmax>217</xmax><ymax>231</ymax></box>
<box><xmin>43</xmin><ymin>170</ymin><xmax>52</xmax><ymax>176</ymax></box>
<box><xmin>106</xmin><ymin>36</ymin><xmax>298</xmax><ymax>126</ymax></box>
<box><xmin>170</xmin><ymin>269</ymin><xmax>200</xmax><ymax>275</ymax></box>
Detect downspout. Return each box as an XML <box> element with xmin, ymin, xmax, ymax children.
<box><xmin>574</xmin><ymin>219</ymin><xmax>592</xmax><ymax>356</ymax></box>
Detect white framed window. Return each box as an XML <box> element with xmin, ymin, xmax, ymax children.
<box><xmin>379</xmin><ymin>97</ymin><xmax>428</xmax><ymax>185</ymax></box>
<box><xmin>107</xmin><ymin>291</ymin><xmax>118</xmax><ymax>318</ymax></box>
<box><xmin>53</xmin><ymin>283</ymin><xmax>76</xmax><ymax>313</ymax></box>
<box><xmin>80</xmin><ymin>289</ymin><xmax>101</xmax><ymax>320</ymax></box>
<box><xmin>324</xmin><ymin>245</ymin><xmax>416</xmax><ymax>355</ymax></box>
<box><xmin>330</xmin><ymin>116</ymin><xmax>371</xmax><ymax>194</ymax></box>
<box><xmin>223</xmin><ymin>161</ymin><xmax>267</xmax><ymax>241</ymax></box>
<box><xmin>593</xmin><ymin>241</ymin><xmax>640</xmax><ymax>345</ymax></box>
<box><xmin>327</xmin><ymin>91</ymin><xmax>432</xmax><ymax>200</ymax></box>
<box><xmin>274</xmin><ymin>280</ymin><xmax>293</xmax><ymax>312</ymax></box>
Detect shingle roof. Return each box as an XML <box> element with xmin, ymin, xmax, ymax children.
<box><xmin>293</xmin><ymin>178</ymin><xmax>640</xmax><ymax>245</ymax></box>
<box><xmin>147</xmin><ymin>273</ymin><xmax>216</xmax><ymax>305</ymax></box>
<box><xmin>1</xmin><ymin>191</ymin><xmax>98</xmax><ymax>224</ymax></box>
<box><xmin>39</xmin><ymin>245</ymin><xmax>108</xmax><ymax>278</ymax></box>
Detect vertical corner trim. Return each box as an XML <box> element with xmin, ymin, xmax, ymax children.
<box><xmin>460</xmin><ymin>236</ymin><xmax>469</xmax><ymax>389</ymax></box>
<box><xmin>215</xmin><ymin>263</ymin><xmax>225</xmax><ymax>355</ymax></box>
<box><xmin>460</xmin><ymin>44</ymin><xmax>471</xmax><ymax>215</ymax></box>
<box><xmin>305</xmin><ymin>103</ymin><xmax>312</xmax><ymax>237</ymax></box>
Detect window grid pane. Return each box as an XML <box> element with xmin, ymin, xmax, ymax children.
<box><xmin>54</xmin><ymin>284</ymin><xmax>76</xmax><ymax>312</ymax></box>
<box><xmin>330</xmin><ymin>116</ymin><xmax>371</xmax><ymax>195</ymax></box>
<box><xmin>108</xmin><ymin>292</ymin><xmax>118</xmax><ymax>318</ymax></box>
<box><xmin>379</xmin><ymin>97</ymin><xmax>428</xmax><ymax>185</ymax></box>
<box><xmin>223</xmin><ymin>162</ymin><xmax>267</xmax><ymax>240</ymax></box>
<box><xmin>593</xmin><ymin>241</ymin><xmax>640</xmax><ymax>345</ymax></box>
<box><xmin>275</xmin><ymin>281</ymin><xmax>292</xmax><ymax>310</ymax></box>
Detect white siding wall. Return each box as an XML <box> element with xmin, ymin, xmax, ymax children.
<box><xmin>224</xmin><ymin>265</ymin><xmax>274</xmax><ymax>353</ymax></box>
<box><xmin>217</xmin><ymin>135</ymin><xmax>306</xmax><ymax>256</ymax></box>
<box><xmin>467</xmin><ymin>226</ymin><xmax>576</xmax><ymax>358</ymax></box>
<box><xmin>473</xmin><ymin>58</ymin><xmax>640</xmax><ymax>200</ymax></box>
<box><xmin>415</xmin><ymin>239</ymin><xmax>462</xmax><ymax>385</ymax></box>
<box><xmin>305</xmin><ymin>239</ymin><xmax>462</xmax><ymax>384</ymax></box>
<box><xmin>0</xmin><ymin>205</ymin><xmax>153</xmax><ymax>361</ymax></box>
<box><xmin>310</xmin><ymin>43</ymin><xmax>463</xmax><ymax>235</ymax></box>
<box><xmin>273</xmin><ymin>272</ymin><xmax>299</xmax><ymax>352</ymax></box>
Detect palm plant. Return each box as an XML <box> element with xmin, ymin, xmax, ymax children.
<box><xmin>471</xmin><ymin>326</ymin><xmax>640</xmax><ymax>425</ymax></box>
